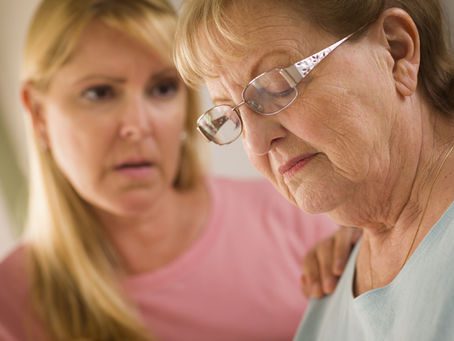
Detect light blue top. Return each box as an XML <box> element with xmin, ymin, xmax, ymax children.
<box><xmin>294</xmin><ymin>201</ymin><xmax>454</xmax><ymax>341</ymax></box>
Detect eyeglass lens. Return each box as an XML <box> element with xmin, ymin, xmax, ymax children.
<box><xmin>199</xmin><ymin>105</ymin><xmax>242</xmax><ymax>144</ymax></box>
<box><xmin>243</xmin><ymin>69</ymin><xmax>297</xmax><ymax>115</ymax></box>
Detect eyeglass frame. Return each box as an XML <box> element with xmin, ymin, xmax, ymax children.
<box><xmin>197</xmin><ymin>30</ymin><xmax>358</xmax><ymax>145</ymax></box>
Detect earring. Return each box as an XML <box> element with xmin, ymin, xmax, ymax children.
<box><xmin>38</xmin><ymin>138</ymin><xmax>48</xmax><ymax>151</ymax></box>
<box><xmin>37</xmin><ymin>125</ymin><xmax>49</xmax><ymax>151</ymax></box>
<box><xmin>180</xmin><ymin>131</ymin><xmax>188</xmax><ymax>142</ymax></box>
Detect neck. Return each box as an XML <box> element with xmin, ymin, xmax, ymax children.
<box><xmin>332</xmin><ymin>99</ymin><xmax>454</xmax><ymax>295</ymax></box>
<box><xmin>96</xmin><ymin>181</ymin><xmax>210</xmax><ymax>275</ymax></box>
<box><xmin>357</xmin><ymin>142</ymin><xmax>453</xmax><ymax>295</ymax></box>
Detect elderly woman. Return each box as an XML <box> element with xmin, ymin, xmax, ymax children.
<box><xmin>175</xmin><ymin>0</ymin><xmax>454</xmax><ymax>339</ymax></box>
<box><xmin>0</xmin><ymin>0</ymin><xmax>353</xmax><ymax>340</ymax></box>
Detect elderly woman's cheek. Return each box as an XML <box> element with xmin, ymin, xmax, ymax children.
<box><xmin>251</xmin><ymin>155</ymin><xmax>298</xmax><ymax>205</ymax></box>
<box><xmin>248</xmin><ymin>154</ymin><xmax>273</xmax><ymax>181</ymax></box>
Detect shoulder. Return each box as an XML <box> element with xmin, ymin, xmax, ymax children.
<box><xmin>0</xmin><ymin>244</ymin><xmax>29</xmax><ymax>284</ymax></box>
<box><xmin>209</xmin><ymin>176</ymin><xmax>337</xmax><ymax>241</ymax></box>
<box><xmin>0</xmin><ymin>244</ymin><xmax>31</xmax><ymax>316</ymax></box>
<box><xmin>208</xmin><ymin>176</ymin><xmax>275</xmax><ymax>195</ymax></box>
<box><xmin>295</xmin><ymin>246</ymin><xmax>361</xmax><ymax>340</ymax></box>
<box><xmin>208</xmin><ymin>176</ymin><xmax>296</xmax><ymax>210</ymax></box>
<box><xmin>0</xmin><ymin>245</ymin><xmax>49</xmax><ymax>340</ymax></box>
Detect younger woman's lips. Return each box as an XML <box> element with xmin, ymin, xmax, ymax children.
<box><xmin>114</xmin><ymin>162</ymin><xmax>156</xmax><ymax>179</ymax></box>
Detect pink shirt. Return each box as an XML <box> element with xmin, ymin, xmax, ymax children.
<box><xmin>0</xmin><ymin>177</ymin><xmax>336</xmax><ymax>340</ymax></box>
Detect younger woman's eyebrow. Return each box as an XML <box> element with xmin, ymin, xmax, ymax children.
<box><xmin>73</xmin><ymin>67</ymin><xmax>179</xmax><ymax>87</ymax></box>
<box><xmin>149</xmin><ymin>67</ymin><xmax>179</xmax><ymax>79</ymax></box>
<box><xmin>73</xmin><ymin>75</ymin><xmax>126</xmax><ymax>85</ymax></box>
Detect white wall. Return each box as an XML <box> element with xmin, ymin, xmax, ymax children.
<box><xmin>448</xmin><ymin>0</ymin><xmax>454</xmax><ymax>27</ymax></box>
<box><xmin>0</xmin><ymin>0</ymin><xmax>39</xmax><ymax>258</ymax></box>
<box><xmin>0</xmin><ymin>193</ymin><xmax>15</xmax><ymax>258</ymax></box>
<box><xmin>0</xmin><ymin>0</ymin><xmax>38</xmax><ymax>169</ymax></box>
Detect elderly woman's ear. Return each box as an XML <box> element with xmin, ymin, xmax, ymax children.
<box><xmin>377</xmin><ymin>8</ymin><xmax>421</xmax><ymax>97</ymax></box>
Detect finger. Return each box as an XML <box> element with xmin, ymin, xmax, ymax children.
<box><xmin>301</xmin><ymin>272</ymin><xmax>311</xmax><ymax>297</ymax></box>
<box><xmin>332</xmin><ymin>226</ymin><xmax>357</xmax><ymax>276</ymax></box>
<box><xmin>332</xmin><ymin>230</ymin><xmax>352</xmax><ymax>276</ymax></box>
<box><xmin>301</xmin><ymin>251</ymin><xmax>324</xmax><ymax>298</ymax></box>
<box><xmin>351</xmin><ymin>227</ymin><xmax>363</xmax><ymax>243</ymax></box>
<box><xmin>314</xmin><ymin>238</ymin><xmax>338</xmax><ymax>294</ymax></box>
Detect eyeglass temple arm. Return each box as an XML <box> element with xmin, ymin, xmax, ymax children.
<box><xmin>281</xmin><ymin>33</ymin><xmax>354</xmax><ymax>86</ymax></box>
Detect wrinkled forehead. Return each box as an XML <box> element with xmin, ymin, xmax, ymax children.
<box><xmin>189</xmin><ymin>0</ymin><xmax>328</xmax><ymax>86</ymax></box>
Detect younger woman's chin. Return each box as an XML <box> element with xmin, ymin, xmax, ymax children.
<box><xmin>97</xmin><ymin>196</ymin><xmax>157</xmax><ymax>218</ymax></box>
<box><xmin>116</xmin><ymin>200</ymin><xmax>156</xmax><ymax>215</ymax></box>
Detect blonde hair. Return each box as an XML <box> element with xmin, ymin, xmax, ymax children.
<box><xmin>22</xmin><ymin>0</ymin><xmax>204</xmax><ymax>339</ymax></box>
<box><xmin>175</xmin><ymin>0</ymin><xmax>454</xmax><ymax>116</ymax></box>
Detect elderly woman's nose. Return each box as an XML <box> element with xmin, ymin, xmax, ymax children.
<box><xmin>119</xmin><ymin>99</ymin><xmax>152</xmax><ymax>141</ymax></box>
<box><xmin>241</xmin><ymin>109</ymin><xmax>284</xmax><ymax>155</ymax></box>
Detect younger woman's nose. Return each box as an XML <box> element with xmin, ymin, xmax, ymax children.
<box><xmin>119</xmin><ymin>99</ymin><xmax>153</xmax><ymax>141</ymax></box>
<box><xmin>119</xmin><ymin>125</ymin><xmax>142</xmax><ymax>141</ymax></box>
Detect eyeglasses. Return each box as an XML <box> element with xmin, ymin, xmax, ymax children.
<box><xmin>197</xmin><ymin>32</ymin><xmax>356</xmax><ymax>145</ymax></box>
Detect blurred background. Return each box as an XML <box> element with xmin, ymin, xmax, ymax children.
<box><xmin>0</xmin><ymin>0</ymin><xmax>453</xmax><ymax>258</ymax></box>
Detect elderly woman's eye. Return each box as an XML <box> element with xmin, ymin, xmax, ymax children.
<box><xmin>276</xmin><ymin>88</ymin><xmax>295</xmax><ymax>98</ymax></box>
<box><xmin>149</xmin><ymin>79</ymin><xmax>179</xmax><ymax>98</ymax></box>
<box><xmin>265</xmin><ymin>86</ymin><xmax>294</xmax><ymax>98</ymax></box>
<box><xmin>82</xmin><ymin>85</ymin><xmax>115</xmax><ymax>101</ymax></box>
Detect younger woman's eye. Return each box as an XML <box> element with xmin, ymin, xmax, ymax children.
<box><xmin>82</xmin><ymin>85</ymin><xmax>115</xmax><ymax>101</ymax></box>
<box><xmin>148</xmin><ymin>79</ymin><xmax>179</xmax><ymax>98</ymax></box>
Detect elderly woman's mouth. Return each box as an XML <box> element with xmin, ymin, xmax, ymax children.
<box><xmin>279</xmin><ymin>153</ymin><xmax>319</xmax><ymax>179</ymax></box>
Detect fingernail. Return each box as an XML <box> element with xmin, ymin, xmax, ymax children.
<box><xmin>312</xmin><ymin>282</ymin><xmax>321</xmax><ymax>295</ymax></box>
<box><xmin>334</xmin><ymin>260</ymin><xmax>345</xmax><ymax>274</ymax></box>
<box><xmin>327</xmin><ymin>277</ymin><xmax>337</xmax><ymax>292</ymax></box>
<box><xmin>322</xmin><ymin>279</ymin><xmax>330</xmax><ymax>293</ymax></box>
